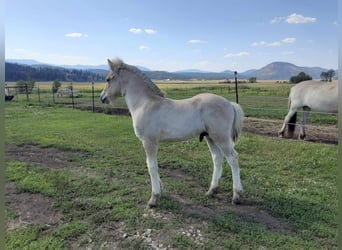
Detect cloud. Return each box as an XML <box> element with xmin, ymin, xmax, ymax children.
<box><xmin>267</xmin><ymin>41</ymin><xmax>282</xmax><ymax>47</ymax></box>
<box><xmin>252</xmin><ymin>37</ymin><xmax>296</xmax><ymax>47</ymax></box>
<box><xmin>271</xmin><ymin>13</ymin><xmax>316</xmax><ymax>24</ymax></box>
<box><xmin>129</xmin><ymin>28</ymin><xmax>143</xmax><ymax>34</ymax></box>
<box><xmin>188</xmin><ymin>39</ymin><xmax>207</xmax><ymax>44</ymax></box>
<box><xmin>144</xmin><ymin>29</ymin><xmax>157</xmax><ymax>34</ymax></box>
<box><xmin>270</xmin><ymin>16</ymin><xmax>285</xmax><ymax>24</ymax></box>
<box><xmin>286</xmin><ymin>13</ymin><xmax>316</xmax><ymax>24</ymax></box>
<box><xmin>139</xmin><ymin>45</ymin><xmax>150</xmax><ymax>51</ymax></box>
<box><xmin>65</xmin><ymin>33</ymin><xmax>88</xmax><ymax>38</ymax></box>
<box><xmin>282</xmin><ymin>37</ymin><xmax>296</xmax><ymax>43</ymax></box>
<box><xmin>129</xmin><ymin>28</ymin><xmax>157</xmax><ymax>34</ymax></box>
<box><xmin>224</xmin><ymin>51</ymin><xmax>249</xmax><ymax>58</ymax></box>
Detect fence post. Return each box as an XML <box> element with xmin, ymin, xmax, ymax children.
<box><xmin>70</xmin><ymin>82</ymin><xmax>74</xmax><ymax>109</ymax></box>
<box><xmin>234</xmin><ymin>71</ymin><xmax>239</xmax><ymax>104</ymax></box>
<box><xmin>25</xmin><ymin>83</ymin><xmax>29</xmax><ymax>102</ymax></box>
<box><xmin>92</xmin><ymin>82</ymin><xmax>95</xmax><ymax>112</ymax></box>
<box><xmin>37</xmin><ymin>86</ymin><xmax>41</xmax><ymax>102</ymax></box>
<box><xmin>52</xmin><ymin>86</ymin><xmax>55</xmax><ymax>103</ymax></box>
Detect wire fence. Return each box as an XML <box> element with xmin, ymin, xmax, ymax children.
<box><xmin>5</xmin><ymin>82</ymin><xmax>338</xmax><ymax>142</ymax></box>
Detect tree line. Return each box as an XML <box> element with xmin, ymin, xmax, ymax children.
<box><xmin>289</xmin><ymin>69</ymin><xmax>336</xmax><ymax>83</ymax></box>
<box><xmin>5</xmin><ymin>63</ymin><xmax>106</xmax><ymax>82</ymax></box>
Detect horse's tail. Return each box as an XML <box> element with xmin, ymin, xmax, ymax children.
<box><xmin>231</xmin><ymin>102</ymin><xmax>244</xmax><ymax>143</ymax></box>
<box><xmin>287</xmin><ymin>96</ymin><xmax>297</xmax><ymax>138</ymax></box>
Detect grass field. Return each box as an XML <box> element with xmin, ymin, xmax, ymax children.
<box><xmin>5</xmin><ymin>80</ymin><xmax>337</xmax><ymax>125</ymax></box>
<box><xmin>4</xmin><ymin>101</ymin><xmax>337</xmax><ymax>249</ymax></box>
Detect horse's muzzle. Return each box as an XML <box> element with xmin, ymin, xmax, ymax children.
<box><xmin>100</xmin><ymin>91</ymin><xmax>110</xmax><ymax>104</ymax></box>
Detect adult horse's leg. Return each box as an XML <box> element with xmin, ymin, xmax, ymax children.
<box><xmin>278</xmin><ymin>107</ymin><xmax>297</xmax><ymax>138</ymax></box>
<box><xmin>299</xmin><ymin>109</ymin><xmax>309</xmax><ymax>140</ymax></box>
<box><xmin>142</xmin><ymin>139</ymin><xmax>161</xmax><ymax>207</ymax></box>
<box><xmin>205</xmin><ymin>138</ymin><xmax>224</xmax><ymax>197</ymax></box>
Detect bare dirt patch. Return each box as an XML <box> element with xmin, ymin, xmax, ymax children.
<box><xmin>6</xmin><ymin>144</ymin><xmax>86</xmax><ymax>169</ymax></box>
<box><xmin>243</xmin><ymin>117</ymin><xmax>338</xmax><ymax>144</ymax></box>
<box><xmin>5</xmin><ymin>182</ymin><xmax>62</xmax><ymax>230</ymax></box>
<box><xmin>5</xmin><ymin>144</ymin><xmax>86</xmax><ymax>230</ymax></box>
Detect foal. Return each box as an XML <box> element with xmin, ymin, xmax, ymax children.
<box><xmin>101</xmin><ymin>59</ymin><xmax>245</xmax><ymax>207</ymax></box>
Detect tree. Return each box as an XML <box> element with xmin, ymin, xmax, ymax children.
<box><xmin>52</xmin><ymin>80</ymin><xmax>62</xmax><ymax>93</ymax></box>
<box><xmin>289</xmin><ymin>72</ymin><xmax>312</xmax><ymax>83</ymax></box>
<box><xmin>16</xmin><ymin>80</ymin><xmax>35</xmax><ymax>94</ymax></box>
<box><xmin>248</xmin><ymin>77</ymin><xmax>257</xmax><ymax>83</ymax></box>
<box><xmin>320</xmin><ymin>69</ymin><xmax>335</xmax><ymax>82</ymax></box>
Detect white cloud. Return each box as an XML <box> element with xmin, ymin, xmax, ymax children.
<box><xmin>129</xmin><ymin>28</ymin><xmax>143</xmax><ymax>34</ymax></box>
<box><xmin>129</xmin><ymin>28</ymin><xmax>157</xmax><ymax>34</ymax></box>
<box><xmin>139</xmin><ymin>45</ymin><xmax>150</xmax><ymax>51</ymax></box>
<box><xmin>144</xmin><ymin>29</ymin><xmax>157</xmax><ymax>34</ymax></box>
<box><xmin>224</xmin><ymin>51</ymin><xmax>249</xmax><ymax>58</ymax></box>
<box><xmin>188</xmin><ymin>39</ymin><xmax>207</xmax><ymax>44</ymax></box>
<box><xmin>252</xmin><ymin>41</ymin><xmax>267</xmax><ymax>46</ymax></box>
<box><xmin>252</xmin><ymin>37</ymin><xmax>296</xmax><ymax>47</ymax></box>
<box><xmin>282</xmin><ymin>37</ymin><xmax>296</xmax><ymax>43</ymax></box>
<box><xmin>267</xmin><ymin>41</ymin><xmax>282</xmax><ymax>47</ymax></box>
<box><xmin>271</xmin><ymin>13</ymin><xmax>316</xmax><ymax>24</ymax></box>
<box><xmin>270</xmin><ymin>16</ymin><xmax>285</xmax><ymax>24</ymax></box>
<box><xmin>286</xmin><ymin>13</ymin><xmax>316</xmax><ymax>24</ymax></box>
<box><xmin>65</xmin><ymin>32</ymin><xmax>88</xmax><ymax>38</ymax></box>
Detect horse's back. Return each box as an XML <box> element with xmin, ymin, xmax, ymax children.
<box><xmin>290</xmin><ymin>80</ymin><xmax>338</xmax><ymax>112</ymax></box>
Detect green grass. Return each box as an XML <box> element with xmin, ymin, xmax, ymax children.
<box><xmin>8</xmin><ymin>81</ymin><xmax>337</xmax><ymax>126</ymax></box>
<box><xmin>5</xmin><ymin>101</ymin><xmax>337</xmax><ymax>249</ymax></box>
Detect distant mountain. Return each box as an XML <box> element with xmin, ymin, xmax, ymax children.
<box><xmin>251</xmin><ymin>62</ymin><xmax>333</xmax><ymax>80</ymax></box>
<box><xmin>6</xmin><ymin>59</ymin><xmax>44</xmax><ymax>65</ymax></box>
<box><xmin>5</xmin><ymin>59</ymin><xmax>337</xmax><ymax>81</ymax></box>
<box><xmin>174</xmin><ymin>69</ymin><xmax>212</xmax><ymax>73</ymax></box>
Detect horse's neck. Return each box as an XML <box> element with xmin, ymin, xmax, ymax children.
<box><xmin>124</xmin><ymin>77</ymin><xmax>160</xmax><ymax>113</ymax></box>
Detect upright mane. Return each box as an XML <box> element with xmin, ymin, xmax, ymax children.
<box><xmin>112</xmin><ymin>59</ymin><xmax>164</xmax><ymax>97</ymax></box>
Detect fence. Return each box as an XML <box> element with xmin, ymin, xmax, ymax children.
<box><xmin>5</xmin><ymin>81</ymin><xmax>338</xmax><ymax>143</ymax></box>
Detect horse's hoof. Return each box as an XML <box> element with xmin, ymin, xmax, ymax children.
<box><xmin>206</xmin><ymin>187</ymin><xmax>218</xmax><ymax>197</ymax></box>
<box><xmin>299</xmin><ymin>134</ymin><xmax>306</xmax><ymax>140</ymax></box>
<box><xmin>278</xmin><ymin>131</ymin><xmax>284</xmax><ymax>138</ymax></box>
<box><xmin>231</xmin><ymin>197</ymin><xmax>242</xmax><ymax>205</ymax></box>
<box><xmin>147</xmin><ymin>193</ymin><xmax>160</xmax><ymax>208</ymax></box>
<box><xmin>232</xmin><ymin>189</ymin><xmax>243</xmax><ymax>205</ymax></box>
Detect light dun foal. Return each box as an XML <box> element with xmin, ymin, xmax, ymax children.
<box><xmin>101</xmin><ymin>59</ymin><xmax>245</xmax><ymax>207</ymax></box>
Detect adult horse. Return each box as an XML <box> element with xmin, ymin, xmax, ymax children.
<box><xmin>278</xmin><ymin>80</ymin><xmax>338</xmax><ymax>139</ymax></box>
<box><xmin>101</xmin><ymin>59</ymin><xmax>245</xmax><ymax>207</ymax></box>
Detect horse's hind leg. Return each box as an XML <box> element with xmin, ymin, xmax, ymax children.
<box><xmin>214</xmin><ymin>137</ymin><xmax>243</xmax><ymax>204</ymax></box>
<box><xmin>299</xmin><ymin>109</ymin><xmax>309</xmax><ymax>140</ymax></box>
<box><xmin>205</xmin><ymin>138</ymin><xmax>224</xmax><ymax>197</ymax></box>
<box><xmin>226</xmin><ymin>148</ymin><xmax>243</xmax><ymax>204</ymax></box>
<box><xmin>142</xmin><ymin>139</ymin><xmax>161</xmax><ymax>208</ymax></box>
<box><xmin>278</xmin><ymin>108</ymin><xmax>297</xmax><ymax>138</ymax></box>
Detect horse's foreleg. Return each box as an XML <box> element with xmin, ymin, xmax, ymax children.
<box><xmin>142</xmin><ymin>140</ymin><xmax>161</xmax><ymax>208</ymax></box>
<box><xmin>299</xmin><ymin>110</ymin><xmax>309</xmax><ymax>140</ymax></box>
<box><xmin>205</xmin><ymin>138</ymin><xmax>224</xmax><ymax>197</ymax></box>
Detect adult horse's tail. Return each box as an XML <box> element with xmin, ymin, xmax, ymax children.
<box><xmin>287</xmin><ymin>97</ymin><xmax>297</xmax><ymax>138</ymax></box>
<box><xmin>231</xmin><ymin>102</ymin><xmax>244</xmax><ymax>143</ymax></box>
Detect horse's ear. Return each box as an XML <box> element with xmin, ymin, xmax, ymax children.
<box><xmin>107</xmin><ymin>59</ymin><xmax>117</xmax><ymax>72</ymax></box>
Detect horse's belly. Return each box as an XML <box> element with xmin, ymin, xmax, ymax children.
<box><xmin>159</xmin><ymin>116</ymin><xmax>204</xmax><ymax>142</ymax></box>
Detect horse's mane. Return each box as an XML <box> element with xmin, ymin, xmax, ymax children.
<box><xmin>112</xmin><ymin>59</ymin><xmax>165</xmax><ymax>97</ymax></box>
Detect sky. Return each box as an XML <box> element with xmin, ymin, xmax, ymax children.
<box><xmin>5</xmin><ymin>0</ymin><xmax>339</xmax><ymax>72</ymax></box>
